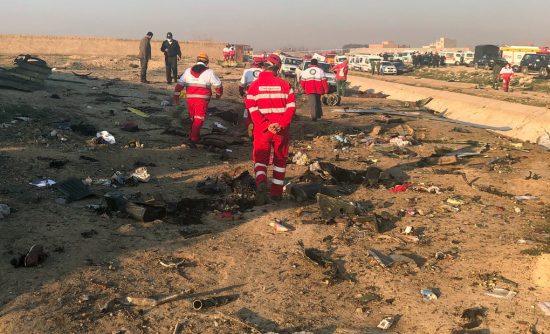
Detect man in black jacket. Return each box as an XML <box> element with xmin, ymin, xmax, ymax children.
<box><xmin>161</xmin><ymin>32</ymin><xmax>182</xmax><ymax>84</ymax></box>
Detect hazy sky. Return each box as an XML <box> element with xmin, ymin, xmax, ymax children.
<box><xmin>1</xmin><ymin>0</ymin><xmax>549</xmax><ymax>50</ymax></box>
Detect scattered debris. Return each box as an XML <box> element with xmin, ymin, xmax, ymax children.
<box><xmin>55</xmin><ymin>177</ymin><xmax>93</xmax><ymax>202</ymax></box>
<box><xmin>389</xmin><ymin>183</ymin><xmax>411</xmax><ymax>193</ymax></box>
<box><xmin>421</xmin><ymin>288</ymin><xmax>439</xmax><ymax>301</ymax></box>
<box><xmin>11</xmin><ymin>244</ymin><xmax>48</xmax><ymax>268</ymax></box>
<box><xmin>537</xmin><ymin>132</ymin><xmax>550</xmax><ymax>150</ymax></box>
<box><xmin>368</xmin><ymin>249</ymin><xmax>394</xmax><ymax>268</ymax></box>
<box><xmin>130</xmin><ymin>167</ymin><xmax>150</xmax><ymax>183</ymax></box>
<box><xmin>192</xmin><ymin>295</ymin><xmax>239</xmax><ymax>310</ymax></box>
<box><xmin>377</xmin><ymin>315</ymin><xmax>398</xmax><ymax>330</ymax></box>
<box><xmin>538</xmin><ymin>301</ymin><xmax>550</xmax><ymax>316</ymax></box>
<box><xmin>122</xmin><ymin>290</ymin><xmax>191</xmax><ymax>308</ymax></box>
<box><xmin>300</xmin><ymin>242</ymin><xmax>339</xmax><ymax>281</ymax></box>
<box><xmin>461</xmin><ymin>307</ymin><xmax>487</xmax><ymax>329</ymax></box>
<box><xmin>126</xmin><ymin>202</ymin><xmax>166</xmax><ymax>222</ymax></box>
<box><xmin>316</xmin><ymin>193</ymin><xmax>360</xmax><ymax>219</ymax></box>
<box><xmin>514</xmin><ymin>195</ymin><xmax>539</xmax><ymax>201</ymax></box>
<box><xmin>446</xmin><ymin>197</ymin><xmax>466</xmax><ymax>206</ymax></box>
<box><xmin>389</xmin><ymin>136</ymin><xmax>411</xmax><ymax>147</ymax></box>
<box><xmin>0</xmin><ymin>204</ymin><xmax>12</xmax><ymax>219</ymax></box>
<box><xmin>485</xmin><ymin>288</ymin><xmax>516</xmax><ymax>300</ymax></box>
<box><xmin>525</xmin><ymin>171</ymin><xmax>542</xmax><ymax>180</ymax></box>
<box><xmin>269</xmin><ymin>219</ymin><xmax>292</xmax><ymax>232</ymax></box>
<box><xmin>127</xmin><ymin>107</ymin><xmax>150</xmax><ymax>118</ymax></box>
<box><xmin>292</xmin><ymin>151</ymin><xmax>310</xmax><ymax>166</ymax></box>
<box><xmin>29</xmin><ymin>179</ymin><xmax>56</xmax><ymax>188</ymax></box>
<box><xmin>96</xmin><ymin>130</ymin><xmax>116</xmax><ymax>144</ymax></box>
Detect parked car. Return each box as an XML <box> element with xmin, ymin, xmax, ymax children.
<box><xmin>391</xmin><ymin>61</ymin><xmax>409</xmax><ymax>74</ymax></box>
<box><xmin>295</xmin><ymin>60</ymin><xmax>337</xmax><ymax>93</ymax></box>
<box><xmin>380</xmin><ymin>61</ymin><xmax>397</xmax><ymax>75</ymax></box>
<box><xmin>520</xmin><ymin>53</ymin><xmax>550</xmax><ymax>77</ymax></box>
<box><xmin>474</xmin><ymin>56</ymin><xmax>507</xmax><ymax>70</ymax></box>
<box><xmin>280</xmin><ymin>56</ymin><xmax>302</xmax><ymax>78</ymax></box>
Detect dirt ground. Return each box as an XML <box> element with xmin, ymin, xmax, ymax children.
<box><xmin>352</xmin><ymin>66</ymin><xmax>550</xmax><ymax>108</ymax></box>
<box><xmin>1</xmin><ymin>54</ymin><xmax>550</xmax><ymax>334</ymax></box>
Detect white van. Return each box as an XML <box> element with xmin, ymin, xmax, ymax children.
<box><xmin>394</xmin><ymin>51</ymin><xmax>416</xmax><ymax>63</ymax></box>
<box><xmin>335</xmin><ymin>55</ymin><xmax>347</xmax><ymax>64</ymax></box>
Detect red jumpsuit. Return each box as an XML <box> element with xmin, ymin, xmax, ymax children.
<box><xmin>499</xmin><ymin>67</ymin><xmax>514</xmax><ymax>92</ymax></box>
<box><xmin>173</xmin><ymin>62</ymin><xmax>222</xmax><ymax>143</ymax></box>
<box><xmin>244</xmin><ymin>71</ymin><xmax>296</xmax><ymax>197</ymax></box>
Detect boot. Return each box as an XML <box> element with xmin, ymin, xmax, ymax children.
<box><xmin>255</xmin><ymin>182</ymin><xmax>268</xmax><ymax>206</ymax></box>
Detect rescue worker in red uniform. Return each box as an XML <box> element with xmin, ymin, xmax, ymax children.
<box><xmin>239</xmin><ymin>57</ymin><xmax>264</xmax><ymax>133</ymax></box>
<box><xmin>173</xmin><ymin>53</ymin><xmax>222</xmax><ymax>145</ymax></box>
<box><xmin>300</xmin><ymin>59</ymin><xmax>328</xmax><ymax>121</ymax></box>
<box><xmin>244</xmin><ymin>54</ymin><xmax>296</xmax><ymax>203</ymax></box>
<box><xmin>498</xmin><ymin>63</ymin><xmax>514</xmax><ymax>92</ymax></box>
<box><xmin>223</xmin><ymin>45</ymin><xmax>230</xmax><ymax>61</ymax></box>
<box><xmin>330</xmin><ymin>58</ymin><xmax>349</xmax><ymax>97</ymax></box>
<box><xmin>229</xmin><ymin>45</ymin><xmax>236</xmax><ymax>62</ymax></box>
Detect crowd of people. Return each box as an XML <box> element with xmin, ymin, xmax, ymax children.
<box><xmin>411</xmin><ymin>52</ymin><xmax>447</xmax><ymax>68</ymax></box>
<box><xmin>136</xmin><ymin>31</ymin><xmax>512</xmax><ymax>203</ymax></box>
<box><xmin>137</xmin><ymin>31</ymin><xmax>352</xmax><ymax>203</ymax></box>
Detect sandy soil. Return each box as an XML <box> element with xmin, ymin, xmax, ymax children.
<box><xmin>1</xmin><ymin>55</ymin><xmax>550</xmax><ymax>334</ymax></box>
<box><xmin>352</xmin><ymin>67</ymin><xmax>550</xmax><ymax>108</ymax></box>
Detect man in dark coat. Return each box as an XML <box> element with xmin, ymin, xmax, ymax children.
<box><xmin>161</xmin><ymin>32</ymin><xmax>182</xmax><ymax>84</ymax></box>
<box><xmin>138</xmin><ymin>32</ymin><xmax>153</xmax><ymax>83</ymax></box>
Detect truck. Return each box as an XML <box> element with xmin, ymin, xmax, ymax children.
<box><xmin>474</xmin><ymin>45</ymin><xmax>500</xmax><ymax>69</ymax></box>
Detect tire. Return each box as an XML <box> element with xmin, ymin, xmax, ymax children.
<box><xmin>540</xmin><ymin>67</ymin><xmax>549</xmax><ymax>77</ymax></box>
<box><xmin>455</xmin><ymin>61</ymin><xmax>460</xmax><ymax>66</ymax></box>
<box><xmin>521</xmin><ymin>66</ymin><xmax>529</xmax><ymax>75</ymax></box>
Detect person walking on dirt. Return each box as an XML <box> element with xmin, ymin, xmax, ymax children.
<box><xmin>372</xmin><ymin>58</ymin><xmax>381</xmax><ymax>75</ymax></box>
<box><xmin>300</xmin><ymin>59</ymin><xmax>328</xmax><ymax>121</ymax></box>
<box><xmin>492</xmin><ymin>59</ymin><xmax>506</xmax><ymax>90</ymax></box>
<box><xmin>330</xmin><ymin>59</ymin><xmax>349</xmax><ymax>97</ymax></box>
<box><xmin>239</xmin><ymin>57</ymin><xmax>264</xmax><ymax>135</ymax></box>
<box><xmin>244</xmin><ymin>54</ymin><xmax>296</xmax><ymax>204</ymax></box>
<box><xmin>161</xmin><ymin>32</ymin><xmax>182</xmax><ymax>84</ymax></box>
<box><xmin>138</xmin><ymin>32</ymin><xmax>153</xmax><ymax>83</ymax></box>
<box><xmin>172</xmin><ymin>53</ymin><xmax>223</xmax><ymax>146</ymax></box>
<box><xmin>499</xmin><ymin>63</ymin><xmax>514</xmax><ymax>92</ymax></box>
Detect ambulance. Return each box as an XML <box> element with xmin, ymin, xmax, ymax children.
<box><xmin>500</xmin><ymin>46</ymin><xmax>540</xmax><ymax>71</ymax></box>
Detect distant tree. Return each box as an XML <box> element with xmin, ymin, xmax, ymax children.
<box><xmin>342</xmin><ymin>43</ymin><xmax>369</xmax><ymax>50</ymax></box>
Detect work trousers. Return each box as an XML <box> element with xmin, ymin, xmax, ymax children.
<box><xmin>336</xmin><ymin>80</ymin><xmax>346</xmax><ymax>97</ymax></box>
<box><xmin>165</xmin><ymin>56</ymin><xmax>178</xmax><ymax>83</ymax></box>
<box><xmin>140</xmin><ymin>58</ymin><xmax>149</xmax><ymax>82</ymax></box>
<box><xmin>308</xmin><ymin>94</ymin><xmax>323</xmax><ymax>121</ymax></box>
<box><xmin>186</xmin><ymin>98</ymin><xmax>209</xmax><ymax>143</ymax></box>
<box><xmin>253</xmin><ymin>129</ymin><xmax>289</xmax><ymax>197</ymax></box>
<box><xmin>501</xmin><ymin>74</ymin><xmax>512</xmax><ymax>92</ymax></box>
